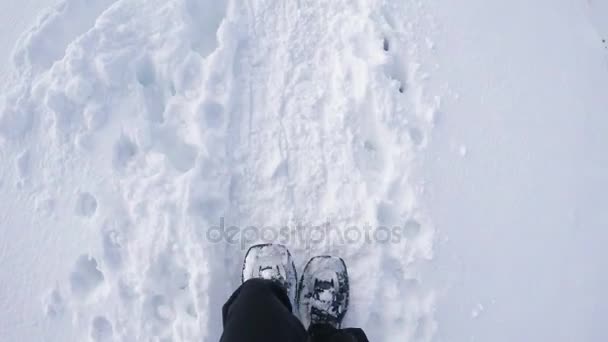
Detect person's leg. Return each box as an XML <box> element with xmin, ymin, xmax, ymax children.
<box><xmin>220</xmin><ymin>278</ymin><xmax>308</xmax><ymax>342</ymax></box>
<box><xmin>308</xmin><ymin>323</ymin><xmax>369</xmax><ymax>342</ymax></box>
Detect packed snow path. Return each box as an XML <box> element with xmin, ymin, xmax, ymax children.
<box><xmin>1</xmin><ymin>0</ymin><xmax>438</xmax><ymax>341</ymax></box>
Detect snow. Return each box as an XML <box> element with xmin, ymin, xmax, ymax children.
<box><xmin>0</xmin><ymin>0</ymin><xmax>60</xmax><ymax>83</ymax></box>
<box><xmin>0</xmin><ymin>0</ymin><xmax>607</xmax><ymax>341</ymax></box>
<box><xmin>420</xmin><ymin>1</ymin><xmax>608</xmax><ymax>341</ymax></box>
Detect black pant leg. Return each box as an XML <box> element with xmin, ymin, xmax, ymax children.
<box><xmin>308</xmin><ymin>323</ymin><xmax>370</xmax><ymax>342</ymax></box>
<box><xmin>220</xmin><ymin>278</ymin><xmax>308</xmax><ymax>342</ymax></box>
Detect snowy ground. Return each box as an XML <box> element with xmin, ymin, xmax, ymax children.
<box><xmin>0</xmin><ymin>0</ymin><xmax>59</xmax><ymax>82</ymax></box>
<box><xmin>0</xmin><ymin>0</ymin><xmax>607</xmax><ymax>341</ymax></box>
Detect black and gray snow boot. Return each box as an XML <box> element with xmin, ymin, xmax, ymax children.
<box><xmin>297</xmin><ymin>256</ymin><xmax>349</xmax><ymax>329</ymax></box>
<box><xmin>242</xmin><ymin>243</ymin><xmax>298</xmax><ymax>307</ymax></box>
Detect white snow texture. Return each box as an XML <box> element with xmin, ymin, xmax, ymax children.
<box><xmin>0</xmin><ymin>0</ymin><xmax>607</xmax><ymax>341</ymax></box>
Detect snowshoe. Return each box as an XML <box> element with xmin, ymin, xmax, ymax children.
<box><xmin>242</xmin><ymin>243</ymin><xmax>298</xmax><ymax>307</ymax></box>
<box><xmin>297</xmin><ymin>256</ymin><xmax>349</xmax><ymax>329</ymax></box>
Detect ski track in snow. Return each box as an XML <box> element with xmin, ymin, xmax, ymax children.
<box><xmin>1</xmin><ymin>0</ymin><xmax>441</xmax><ymax>340</ymax></box>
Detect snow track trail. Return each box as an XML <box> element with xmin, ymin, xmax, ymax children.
<box><xmin>1</xmin><ymin>0</ymin><xmax>441</xmax><ymax>341</ymax></box>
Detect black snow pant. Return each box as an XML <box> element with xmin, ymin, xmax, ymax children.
<box><xmin>220</xmin><ymin>278</ymin><xmax>369</xmax><ymax>342</ymax></box>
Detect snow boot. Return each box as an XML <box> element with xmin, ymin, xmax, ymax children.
<box><xmin>297</xmin><ymin>256</ymin><xmax>349</xmax><ymax>329</ymax></box>
<box><xmin>242</xmin><ymin>243</ymin><xmax>298</xmax><ymax>308</ymax></box>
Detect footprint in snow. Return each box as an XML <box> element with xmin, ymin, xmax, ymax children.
<box><xmin>135</xmin><ymin>55</ymin><xmax>156</xmax><ymax>87</ymax></box>
<box><xmin>376</xmin><ymin>200</ymin><xmax>399</xmax><ymax>226</ymax></box>
<box><xmin>90</xmin><ymin>316</ymin><xmax>113</xmax><ymax>341</ymax></box>
<box><xmin>43</xmin><ymin>288</ymin><xmax>65</xmax><ymax>318</ymax></box>
<box><xmin>403</xmin><ymin>219</ymin><xmax>421</xmax><ymax>238</ymax></box>
<box><xmin>136</xmin><ymin>55</ymin><xmax>165</xmax><ymax>123</ymax></box>
<box><xmin>142</xmin><ymin>294</ymin><xmax>176</xmax><ymax>335</ymax></box>
<box><xmin>75</xmin><ymin>192</ymin><xmax>98</xmax><ymax>217</ymax></box>
<box><xmin>199</xmin><ymin>100</ymin><xmax>225</xmax><ymax>130</ymax></box>
<box><xmin>70</xmin><ymin>255</ymin><xmax>104</xmax><ymax>299</ymax></box>
<box><xmin>113</xmin><ymin>135</ymin><xmax>138</xmax><ymax>170</ymax></box>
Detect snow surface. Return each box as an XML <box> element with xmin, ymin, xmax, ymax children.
<box><xmin>0</xmin><ymin>0</ymin><xmax>607</xmax><ymax>341</ymax></box>
<box><xmin>0</xmin><ymin>0</ymin><xmax>60</xmax><ymax>83</ymax></box>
